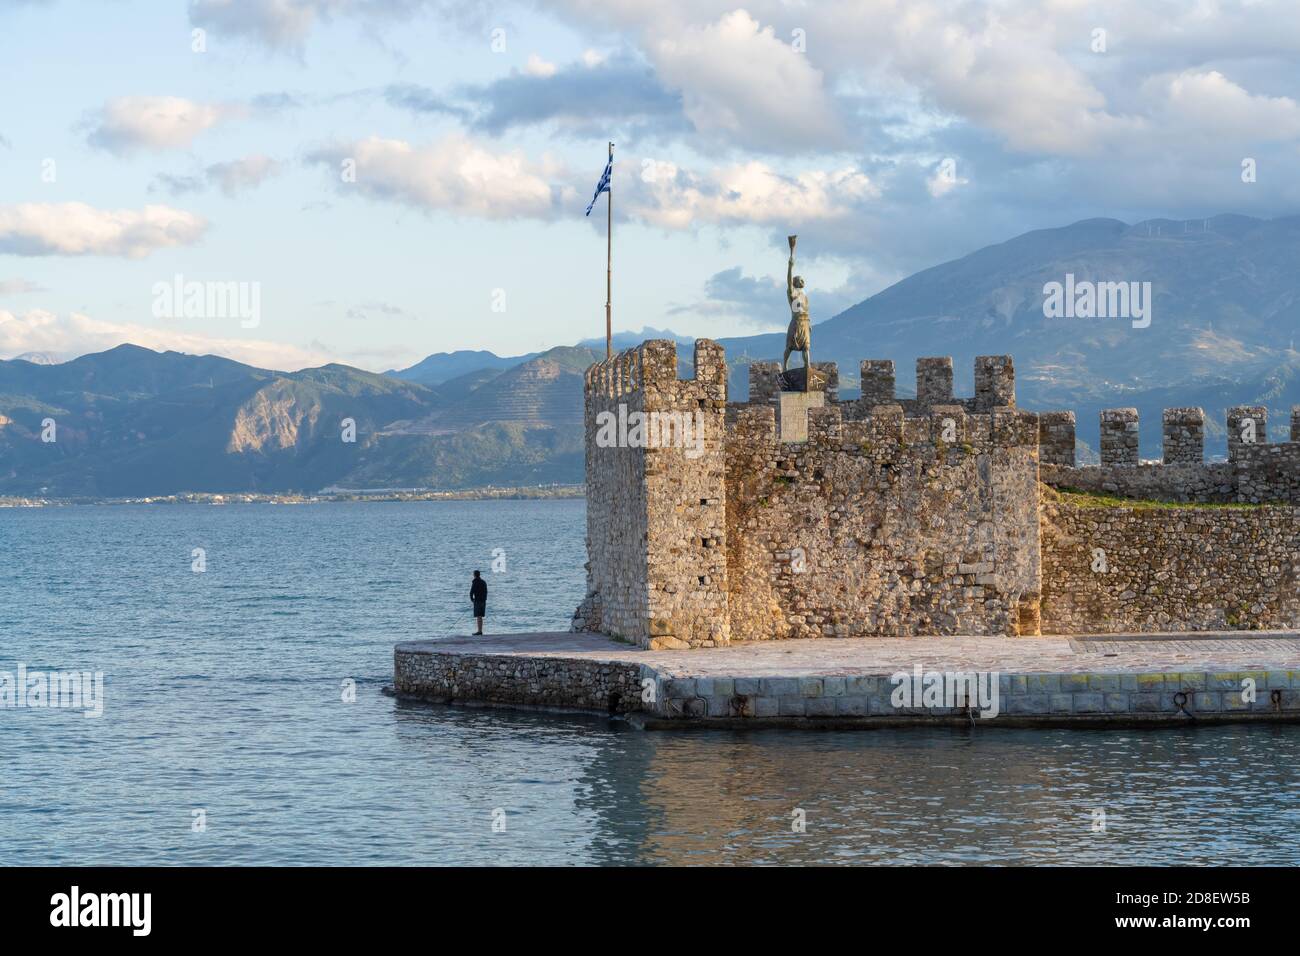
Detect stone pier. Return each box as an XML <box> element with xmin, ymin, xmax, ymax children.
<box><xmin>392</xmin><ymin>632</ymin><xmax>1300</xmax><ymax>728</ymax></box>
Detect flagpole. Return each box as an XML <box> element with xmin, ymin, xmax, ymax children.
<box><xmin>605</xmin><ymin>141</ymin><xmax>613</xmax><ymax>359</ymax></box>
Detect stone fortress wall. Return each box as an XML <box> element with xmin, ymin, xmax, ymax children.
<box><xmin>1036</xmin><ymin>404</ymin><xmax>1300</xmax><ymax>633</ymax></box>
<box><xmin>574</xmin><ymin>339</ymin><xmax>1300</xmax><ymax>648</ymax></box>
<box><xmin>1040</xmin><ymin>495</ymin><xmax>1300</xmax><ymax>633</ymax></box>
<box><xmin>1038</xmin><ymin>405</ymin><xmax>1300</xmax><ymax>503</ymax></box>
<box><xmin>730</xmin><ymin>355</ymin><xmax>1041</xmax><ymax>643</ymax></box>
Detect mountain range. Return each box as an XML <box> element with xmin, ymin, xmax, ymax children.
<box><xmin>0</xmin><ymin>343</ymin><xmax>599</xmax><ymax>496</ymax></box>
<box><xmin>3</xmin><ymin>214</ymin><xmax>1300</xmax><ymax>495</ymax></box>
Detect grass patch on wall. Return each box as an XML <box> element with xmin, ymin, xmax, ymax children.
<box><xmin>1053</xmin><ymin>487</ymin><xmax>1266</xmax><ymax>510</ymax></box>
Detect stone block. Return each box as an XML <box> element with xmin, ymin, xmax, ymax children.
<box><xmin>1073</xmin><ymin>692</ymin><xmax>1105</xmax><ymax>713</ymax></box>
<box><xmin>1061</xmin><ymin>673</ymin><xmax>1090</xmax><ymax>692</ymax></box>
<box><xmin>762</xmin><ymin>677</ymin><xmax>800</xmax><ymax>697</ymax></box>
<box><xmin>799</xmin><ymin>677</ymin><xmax>824</xmax><ymax>697</ymax></box>
<box><xmin>1132</xmin><ymin>693</ymin><xmax>1164</xmax><ymax>713</ymax></box>
<box><xmin>777</xmin><ymin>389</ymin><xmax>825</xmax><ymax>443</ymax></box>
<box><xmin>1008</xmin><ymin>695</ymin><xmax>1049</xmax><ymax>715</ymax></box>
<box><xmin>663</xmin><ymin>678</ymin><xmax>696</xmax><ymax>699</ymax></box>
<box><xmin>836</xmin><ymin>696</ymin><xmax>869</xmax><ymax>716</ymax></box>
<box><xmin>778</xmin><ymin>695</ymin><xmax>806</xmax><ymax>716</ymax></box>
<box><xmin>805</xmin><ymin>697</ymin><xmax>837</xmax><ymax>717</ymax></box>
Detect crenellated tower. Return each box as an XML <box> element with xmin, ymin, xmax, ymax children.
<box><xmin>573</xmin><ymin>339</ymin><xmax>729</xmax><ymax>648</ymax></box>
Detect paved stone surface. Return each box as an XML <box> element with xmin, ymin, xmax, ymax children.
<box><xmin>398</xmin><ymin>631</ymin><xmax>1300</xmax><ymax>677</ymax></box>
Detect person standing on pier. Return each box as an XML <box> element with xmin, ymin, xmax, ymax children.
<box><xmin>470</xmin><ymin>570</ymin><xmax>487</xmax><ymax>636</ymax></box>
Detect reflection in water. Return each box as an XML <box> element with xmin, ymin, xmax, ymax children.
<box><xmin>571</xmin><ymin>723</ymin><xmax>1300</xmax><ymax>866</ymax></box>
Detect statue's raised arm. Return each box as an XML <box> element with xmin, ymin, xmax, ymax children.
<box><xmin>787</xmin><ymin>234</ymin><xmax>797</xmax><ymax>303</ymax></box>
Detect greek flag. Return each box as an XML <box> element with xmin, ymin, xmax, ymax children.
<box><xmin>585</xmin><ymin>155</ymin><xmax>612</xmax><ymax>216</ymax></box>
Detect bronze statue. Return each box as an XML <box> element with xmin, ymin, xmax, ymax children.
<box><xmin>783</xmin><ymin>234</ymin><xmax>812</xmax><ymax>391</ymax></box>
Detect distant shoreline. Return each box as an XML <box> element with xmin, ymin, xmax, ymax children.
<box><xmin>0</xmin><ymin>485</ymin><xmax>585</xmax><ymax>508</ymax></box>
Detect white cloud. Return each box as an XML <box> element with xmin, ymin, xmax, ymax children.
<box><xmin>872</xmin><ymin>5</ymin><xmax>1130</xmax><ymax>155</ymax></box>
<box><xmin>0</xmin><ymin>309</ymin><xmax>332</xmax><ymax>371</ymax></box>
<box><xmin>631</xmin><ymin>160</ymin><xmax>879</xmax><ymax>229</ymax></box>
<box><xmin>310</xmin><ymin>134</ymin><xmax>571</xmax><ymax>219</ymax></box>
<box><xmin>307</xmin><ymin>133</ymin><xmax>877</xmax><ymax>229</ymax></box>
<box><xmin>523</xmin><ymin>54</ymin><xmax>558</xmax><ymax>77</ymax></box>
<box><xmin>0</xmin><ymin>203</ymin><xmax>208</xmax><ymax>258</ymax></box>
<box><xmin>207</xmin><ymin>154</ymin><xmax>282</xmax><ymax>196</ymax></box>
<box><xmin>548</xmin><ymin>0</ymin><xmax>1134</xmax><ymax>154</ymax></box>
<box><xmin>188</xmin><ymin>0</ymin><xmax>486</xmax><ymax>51</ymax></box>
<box><xmin>1147</xmin><ymin>70</ymin><xmax>1300</xmax><ymax>142</ymax></box>
<box><xmin>189</xmin><ymin>0</ymin><xmax>330</xmax><ymax>49</ymax></box>
<box><xmin>647</xmin><ymin>10</ymin><xmax>842</xmax><ymax>152</ymax></box>
<box><xmin>88</xmin><ymin>96</ymin><xmax>244</xmax><ymax>153</ymax></box>
<box><xmin>926</xmin><ymin>158</ymin><xmax>969</xmax><ymax>198</ymax></box>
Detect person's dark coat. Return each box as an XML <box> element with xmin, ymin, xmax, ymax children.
<box><xmin>470</xmin><ymin>577</ymin><xmax>487</xmax><ymax>617</ymax></box>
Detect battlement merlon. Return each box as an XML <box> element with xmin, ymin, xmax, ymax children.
<box><xmin>1039</xmin><ymin>404</ymin><xmax>1300</xmax><ymax>504</ymax></box>
<box><xmin>1075</xmin><ymin>405</ymin><xmax>1295</xmax><ymax>468</ymax></box>
<box><xmin>797</xmin><ymin>403</ymin><xmax>1040</xmax><ymax>451</ymax></box>
<box><xmin>584</xmin><ymin>338</ymin><xmax>727</xmax><ymax>405</ymax></box>
<box><xmin>747</xmin><ymin>354</ymin><xmax>1014</xmax><ymax>413</ymax></box>
<box><xmin>1039</xmin><ymin>411</ymin><xmax>1076</xmax><ymax>467</ymax></box>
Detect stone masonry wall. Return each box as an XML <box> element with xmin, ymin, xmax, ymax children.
<box><xmin>642</xmin><ymin>340</ymin><xmax>730</xmax><ymax>649</ymax></box>
<box><xmin>724</xmin><ymin>402</ymin><xmax>1043</xmax><ymax>640</ymax></box>
<box><xmin>574</xmin><ymin>339</ymin><xmax>729</xmax><ymax>649</ymax></box>
<box><xmin>1040</xmin><ymin>462</ymin><xmax>1237</xmax><ymax>503</ymax></box>
<box><xmin>573</xmin><ymin>347</ymin><xmax>651</xmax><ymax>641</ymax></box>
<box><xmin>394</xmin><ymin>645</ymin><xmax>647</xmax><ymax>714</ymax></box>
<box><xmin>1040</xmin><ymin>404</ymin><xmax>1300</xmax><ymax>504</ymax></box>
<box><xmin>1040</xmin><ymin>492</ymin><xmax>1300</xmax><ymax>633</ymax></box>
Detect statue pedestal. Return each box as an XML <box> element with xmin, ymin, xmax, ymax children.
<box><xmin>777</xmin><ymin>390</ymin><xmax>824</xmax><ymax>443</ymax></box>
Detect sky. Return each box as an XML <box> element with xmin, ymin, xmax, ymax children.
<box><xmin>2</xmin><ymin>0</ymin><xmax>1300</xmax><ymax>372</ymax></box>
